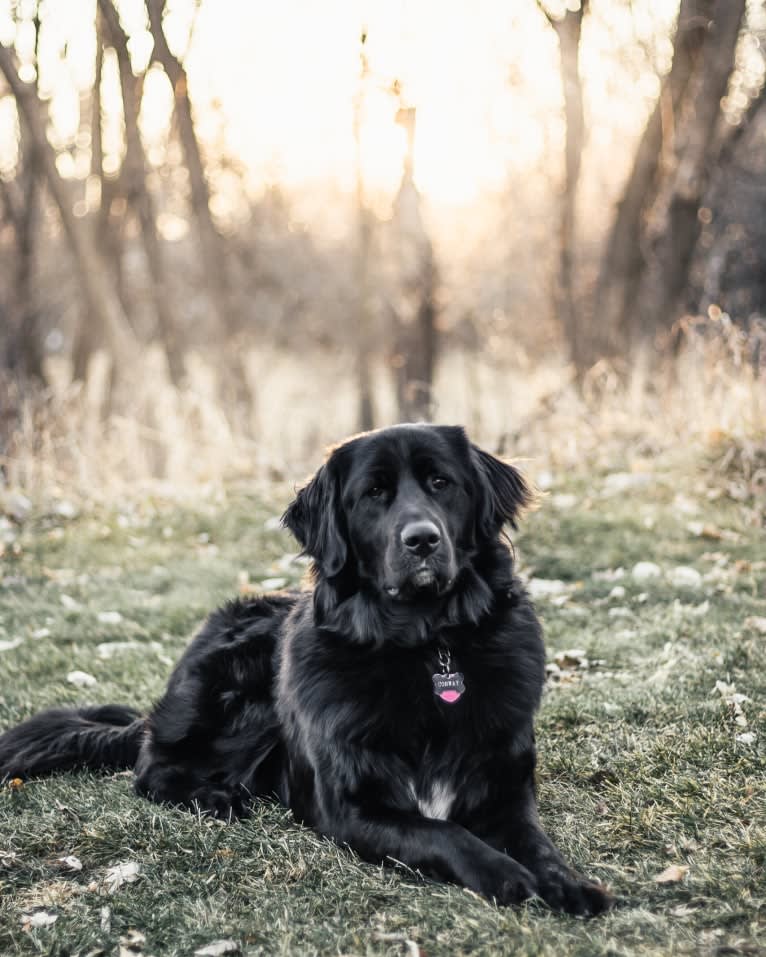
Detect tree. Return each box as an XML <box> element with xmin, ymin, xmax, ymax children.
<box><xmin>388</xmin><ymin>105</ymin><xmax>438</xmax><ymax>422</ymax></box>
<box><xmin>0</xmin><ymin>4</ymin><xmax>45</xmax><ymax>385</ymax></box>
<box><xmin>633</xmin><ymin>0</ymin><xmax>746</xmax><ymax>343</ymax></box>
<box><xmin>593</xmin><ymin>0</ymin><xmax>746</xmax><ymax>355</ymax></box>
<box><xmin>0</xmin><ymin>40</ymin><xmax>139</xmax><ymax>369</ymax></box>
<box><xmin>352</xmin><ymin>29</ymin><xmax>376</xmax><ymax>432</ymax></box>
<box><xmin>537</xmin><ymin>0</ymin><xmax>589</xmax><ymax>370</ymax></box>
<box><xmin>99</xmin><ymin>0</ymin><xmax>185</xmax><ymax>386</ymax></box>
<box><xmin>145</xmin><ymin>0</ymin><xmax>252</xmax><ymax>416</ymax></box>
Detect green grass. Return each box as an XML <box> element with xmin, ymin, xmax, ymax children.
<box><xmin>1</xmin><ymin>465</ymin><xmax>764</xmax><ymax>956</ymax></box>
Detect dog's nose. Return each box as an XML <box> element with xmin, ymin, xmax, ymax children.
<box><xmin>401</xmin><ymin>521</ymin><xmax>441</xmax><ymax>557</ymax></box>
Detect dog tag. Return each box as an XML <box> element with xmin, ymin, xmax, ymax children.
<box><xmin>432</xmin><ymin>671</ymin><xmax>465</xmax><ymax>704</ymax></box>
<box><xmin>433</xmin><ymin>645</ymin><xmax>465</xmax><ymax>703</ymax></box>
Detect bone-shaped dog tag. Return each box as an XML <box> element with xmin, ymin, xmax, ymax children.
<box><xmin>432</xmin><ymin>671</ymin><xmax>465</xmax><ymax>704</ymax></box>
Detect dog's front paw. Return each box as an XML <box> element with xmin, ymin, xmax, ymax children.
<box><xmin>476</xmin><ymin>857</ymin><xmax>539</xmax><ymax>906</ymax></box>
<box><xmin>538</xmin><ymin>868</ymin><xmax>613</xmax><ymax>916</ymax></box>
<box><xmin>191</xmin><ymin>786</ymin><xmax>248</xmax><ymax>821</ymax></box>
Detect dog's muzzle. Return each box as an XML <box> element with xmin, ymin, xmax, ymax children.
<box><xmin>384</xmin><ymin>519</ymin><xmax>455</xmax><ymax>598</ymax></box>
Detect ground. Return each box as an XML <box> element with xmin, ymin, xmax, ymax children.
<box><xmin>0</xmin><ymin>459</ymin><xmax>764</xmax><ymax>957</ymax></box>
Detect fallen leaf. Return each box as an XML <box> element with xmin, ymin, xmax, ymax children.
<box><xmin>60</xmin><ymin>594</ymin><xmax>82</xmax><ymax>611</ymax></box>
<box><xmin>671</xmin><ymin>904</ymin><xmax>698</xmax><ymax>917</ymax></box>
<box><xmin>57</xmin><ymin>856</ymin><xmax>83</xmax><ymax>872</ymax></box>
<box><xmin>632</xmin><ymin>561</ymin><xmax>661</xmax><ymax>582</ymax></box>
<box><xmin>744</xmin><ymin>616</ymin><xmax>766</xmax><ymax>635</ymax></box>
<box><xmin>0</xmin><ymin>637</ymin><xmax>23</xmax><ymax>652</ymax></box>
<box><xmin>97</xmin><ymin>611</ymin><xmax>123</xmax><ymax>625</ymax></box>
<box><xmin>67</xmin><ymin>670</ymin><xmax>97</xmax><ymax>688</ymax></box>
<box><xmin>97</xmin><ymin>641</ymin><xmax>162</xmax><ymax>659</ymax></box>
<box><xmin>102</xmin><ymin>861</ymin><xmax>141</xmax><ymax>893</ymax></box>
<box><xmin>714</xmin><ymin>680</ymin><xmax>750</xmax><ymax>727</ymax></box>
<box><xmin>21</xmin><ymin>909</ymin><xmax>58</xmax><ymax>929</ymax></box>
<box><xmin>668</xmin><ymin>566</ymin><xmax>702</xmax><ymax>589</ymax></box>
<box><xmin>592</xmin><ymin>567</ymin><xmax>625</xmax><ymax>582</ymax></box>
<box><xmin>553</xmin><ymin>648</ymin><xmax>589</xmax><ymax>670</ymax></box>
<box><xmin>653</xmin><ymin>864</ymin><xmax>688</xmax><ymax>883</ymax></box>
<box><xmin>608</xmin><ymin>606</ymin><xmax>632</xmax><ymax>619</ymax></box>
<box><xmin>527</xmin><ymin>578</ymin><xmax>572</xmax><ymax>599</ymax></box>
<box><xmin>736</xmin><ymin>732</ymin><xmax>756</xmax><ymax>745</ymax></box>
<box><xmin>258</xmin><ymin>577</ymin><xmax>288</xmax><ymax>591</ymax></box>
<box><xmin>194</xmin><ymin>941</ymin><xmax>241</xmax><ymax>957</ymax></box>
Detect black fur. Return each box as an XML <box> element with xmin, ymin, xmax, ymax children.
<box><xmin>0</xmin><ymin>424</ymin><xmax>612</xmax><ymax>915</ymax></box>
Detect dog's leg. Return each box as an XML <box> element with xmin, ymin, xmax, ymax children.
<box><xmin>320</xmin><ymin>802</ymin><xmax>538</xmax><ymax>906</ymax></box>
<box><xmin>474</xmin><ymin>788</ymin><xmax>614</xmax><ymax>916</ymax></box>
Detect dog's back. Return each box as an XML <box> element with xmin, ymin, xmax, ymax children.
<box><xmin>0</xmin><ymin>592</ymin><xmax>297</xmax><ymax>815</ymax></box>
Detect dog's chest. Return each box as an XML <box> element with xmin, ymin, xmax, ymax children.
<box><xmin>408</xmin><ymin>777</ymin><xmax>456</xmax><ymax>821</ymax></box>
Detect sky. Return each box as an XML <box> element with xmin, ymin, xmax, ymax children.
<box><xmin>1</xmin><ymin>0</ymin><xmax>761</xmax><ymax>233</ymax></box>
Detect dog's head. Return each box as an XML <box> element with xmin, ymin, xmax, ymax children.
<box><xmin>283</xmin><ymin>425</ymin><xmax>531</xmax><ymax>607</ymax></box>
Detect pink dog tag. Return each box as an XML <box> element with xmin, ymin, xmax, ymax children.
<box><xmin>432</xmin><ymin>672</ymin><xmax>465</xmax><ymax>703</ymax></box>
<box><xmin>433</xmin><ymin>646</ymin><xmax>465</xmax><ymax>704</ymax></box>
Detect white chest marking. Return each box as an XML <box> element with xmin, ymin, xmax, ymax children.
<box><xmin>411</xmin><ymin>779</ymin><xmax>455</xmax><ymax>821</ymax></box>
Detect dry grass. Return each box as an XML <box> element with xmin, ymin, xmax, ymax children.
<box><xmin>2</xmin><ymin>318</ymin><xmax>764</xmax><ymax>508</ymax></box>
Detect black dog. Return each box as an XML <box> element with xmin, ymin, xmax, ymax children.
<box><xmin>0</xmin><ymin>424</ymin><xmax>611</xmax><ymax>915</ymax></box>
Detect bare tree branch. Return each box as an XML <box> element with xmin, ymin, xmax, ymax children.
<box><xmin>0</xmin><ymin>38</ymin><xmax>139</xmax><ymax>364</ymax></box>
<box><xmin>99</xmin><ymin>0</ymin><xmax>185</xmax><ymax>385</ymax></box>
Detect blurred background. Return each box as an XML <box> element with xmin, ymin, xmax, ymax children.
<box><xmin>0</xmin><ymin>0</ymin><xmax>764</xmax><ymax>495</ymax></box>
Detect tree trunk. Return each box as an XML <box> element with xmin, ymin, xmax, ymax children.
<box><xmin>696</xmin><ymin>85</ymin><xmax>766</xmax><ymax>319</ymax></box>
<box><xmin>634</xmin><ymin>0</ymin><xmax>745</xmax><ymax>341</ymax></box>
<box><xmin>0</xmin><ymin>151</ymin><xmax>45</xmax><ymax>384</ymax></box>
<box><xmin>99</xmin><ymin>0</ymin><xmax>185</xmax><ymax>387</ymax></box>
<box><xmin>0</xmin><ymin>7</ymin><xmax>45</xmax><ymax>386</ymax></box>
<box><xmin>145</xmin><ymin>0</ymin><xmax>252</xmax><ymax>418</ymax></box>
<box><xmin>73</xmin><ymin>8</ymin><xmax>106</xmax><ymax>383</ymax></box>
<box><xmin>539</xmin><ymin>1</ymin><xmax>588</xmax><ymax>371</ymax></box>
<box><xmin>0</xmin><ymin>41</ymin><xmax>139</xmax><ymax>368</ymax></box>
<box><xmin>592</xmin><ymin>0</ymin><xmax>730</xmax><ymax>352</ymax></box>
<box><xmin>390</xmin><ymin>107</ymin><xmax>438</xmax><ymax>422</ymax></box>
<box><xmin>352</xmin><ymin>32</ymin><xmax>375</xmax><ymax>432</ymax></box>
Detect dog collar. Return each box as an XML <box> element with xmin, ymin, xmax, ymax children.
<box><xmin>432</xmin><ymin>645</ymin><xmax>465</xmax><ymax>704</ymax></box>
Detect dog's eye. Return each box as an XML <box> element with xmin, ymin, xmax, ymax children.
<box><xmin>430</xmin><ymin>475</ymin><xmax>449</xmax><ymax>491</ymax></box>
<box><xmin>367</xmin><ymin>486</ymin><xmax>386</xmax><ymax>499</ymax></box>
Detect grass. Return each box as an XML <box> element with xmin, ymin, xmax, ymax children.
<box><xmin>0</xmin><ymin>455</ymin><xmax>764</xmax><ymax>956</ymax></box>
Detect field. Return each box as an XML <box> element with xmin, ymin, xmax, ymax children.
<box><xmin>0</xmin><ymin>449</ymin><xmax>764</xmax><ymax>956</ymax></box>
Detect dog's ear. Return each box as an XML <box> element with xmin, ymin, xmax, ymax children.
<box><xmin>282</xmin><ymin>462</ymin><xmax>348</xmax><ymax>578</ymax></box>
<box><xmin>471</xmin><ymin>445</ymin><xmax>533</xmax><ymax>539</ymax></box>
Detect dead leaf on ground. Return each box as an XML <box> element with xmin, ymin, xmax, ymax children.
<box><xmin>57</xmin><ymin>855</ymin><xmax>83</xmax><ymax>872</ymax></box>
<box><xmin>21</xmin><ymin>909</ymin><xmax>58</xmax><ymax>930</ymax></box>
<box><xmin>653</xmin><ymin>864</ymin><xmax>689</xmax><ymax>883</ymax></box>
<box><xmin>194</xmin><ymin>941</ymin><xmax>241</xmax><ymax>957</ymax></box>
<box><xmin>714</xmin><ymin>680</ymin><xmax>750</xmax><ymax>727</ymax></box>
<box><xmin>101</xmin><ymin>861</ymin><xmax>141</xmax><ymax>893</ymax></box>
<box><xmin>527</xmin><ymin>578</ymin><xmax>573</xmax><ymax>599</ymax></box>
<box><xmin>744</xmin><ymin>616</ymin><xmax>766</xmax><ymax>635</ymax></box>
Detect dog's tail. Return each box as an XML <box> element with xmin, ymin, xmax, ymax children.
<box><xmin>0</xmin><ymin>704</ymin><xmax>145</xmax><ymax>781</ymax></box>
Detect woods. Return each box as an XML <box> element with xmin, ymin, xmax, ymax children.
<box><xmin>0</xmin><ymin>0</ymin><xmax>764</xmax><ymax>470</ymax></box>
